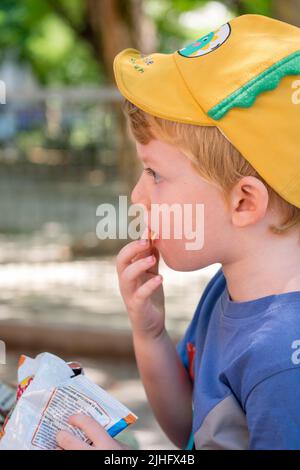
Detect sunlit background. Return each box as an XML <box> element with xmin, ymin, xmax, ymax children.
<box><xmin>0</xmin><ymin>0</ymin><xmax>298</xmax><ymax>450</ymax></box>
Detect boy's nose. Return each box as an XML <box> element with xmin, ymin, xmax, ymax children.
<box><xmin>130</xmin><ymin>183</ymin><xmax>140</xmax><ymax>205</ymax></box>
<box><xmin>131</xmin><ymin>177</ymin><xmax>148</xmax><ymax>206</ymax></box>
<box><xmin>131</xmin><ymin>178</ymin><xmax>151</xmax><ymax>237</ymax></box>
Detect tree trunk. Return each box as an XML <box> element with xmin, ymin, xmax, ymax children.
<box><xmin>84</xmin><ymin>0</ymin><xmax>157</xmax><ymax>191</ymax></box>
<box><xmin>273</xmin><ymin>0</ymin><xmax>300</xmax><ymax>26</ymax></box>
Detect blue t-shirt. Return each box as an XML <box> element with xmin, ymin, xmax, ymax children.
<box><xmin>176</xmin><ymin>267</ymin><xmax>300</xmax><ymax>450</ymax></box>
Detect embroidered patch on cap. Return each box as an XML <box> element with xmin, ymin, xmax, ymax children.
<box><xmin>178</xmin><ymin>23</ymin><xmax>231</xmax><ymax>58</ymax></box>
<box><xmin>129</xmin><ymin>54</ymin><xmax>154</xmax><ymax>73</ymax></box>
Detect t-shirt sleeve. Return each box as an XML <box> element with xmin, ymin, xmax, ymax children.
<box><xmin>245</xmin><ymin>368</ymin><xmax>300</xmax><ymax>450</ymax></box>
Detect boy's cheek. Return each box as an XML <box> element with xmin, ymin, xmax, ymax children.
<box><xmin>157</xmin><ymin>238</ymin><xmax>192</xmax><ymax>270</ymax></box>
<box><xmin>160</xmin><ymin>236</ymin><xmax>216</xmax><ymax>272</ymax></box>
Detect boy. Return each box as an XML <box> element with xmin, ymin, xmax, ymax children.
<box><xmin>57</xmin><ymin>14</ymin><xmax>300</xmax><ymax>450</ymax></box>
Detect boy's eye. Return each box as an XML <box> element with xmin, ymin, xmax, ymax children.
<box><xmin>144</xmin><ymin>167</ymin><xmax>162</xmax><ymax>184</ymax></box>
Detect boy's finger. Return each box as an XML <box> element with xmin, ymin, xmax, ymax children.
<box><xmin>116</xmin><ymin>240</ymin><xmax>151</xmax><ymax>275</ymax></box>
<box><xmin>56</xmin><ymin>430</ymin><xmax>92</xmax><ymax>450</ymax></box>
<box><xmin>147</xmin><ymin>246</ymin><xmax>160</xmax><ymax>275</ymax></box>
<box><xmin>130</xmin><ymin>243</ymin><xmax>160</xmax><ymax>267</ymax></box>
<box><xmin>135</xmin><ymin>275</ymin><xmax>163</xmax><ymax>306</ymax></box>
<box><xmin>68</xmin><ymin>414</ymin><xmax>122</xmax><ymax>450</ymax></box>
<box><xmin>122</xmin><ymin>255</ymin><xmax>156</xmax><ymax>286</ymax></box>
<box><xmin>128</xmin><ymin>247</ymin><xmax>160</xmax><ymax>281</ymax></box>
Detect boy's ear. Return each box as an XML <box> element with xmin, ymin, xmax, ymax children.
<box><xmin>230</xmin><ymin>176</ymin><xmax>269</xmax><ymax>228</ymax></box>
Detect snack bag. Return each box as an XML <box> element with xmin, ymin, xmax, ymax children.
<box><xmin>0</xmin><ymin>352</ymin><xmax>137</xmax><ymax>450</ymax></box>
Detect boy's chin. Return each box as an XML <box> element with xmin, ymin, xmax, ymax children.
<box><xmin>161</xmin><ymin>252</ymin><xmax>206</xmax><ymax>272</ymax></box>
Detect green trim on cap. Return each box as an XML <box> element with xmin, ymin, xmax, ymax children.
<box><xmin>208</xmin><ymin>50</ymin><xmax>300</xmax><ymax>120</ymax></box>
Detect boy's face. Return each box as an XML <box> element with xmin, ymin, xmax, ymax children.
<box><xmin>131</xmin><ymin>138</ymin><xmax>232</xmax><ymax>271</ymax></box>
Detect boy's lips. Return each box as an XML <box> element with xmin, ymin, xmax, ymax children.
<box><xmin>143</xmin><ymin>213</ymin><xmax>159</xmax><ymax>241</ymax></box>
<box><xmin>140</xmin><ymin>225</ymin><xmax>159</xmax><ymax>242</ymax></box>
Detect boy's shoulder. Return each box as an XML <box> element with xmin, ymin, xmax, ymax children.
<box><xmin>198</xmin><ymin>268</ymin><xmax>300</xmax><ymax>403</ymax></box>
<box><xmin>234</xmin><ymin>291</ymin><xmax>300</xmax><ymax>404</ymax></box>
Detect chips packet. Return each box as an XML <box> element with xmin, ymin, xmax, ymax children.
<box><xmin>0</xmin><ymin>352</ymin><xmax>137</xmax><ymax>450</ymax></box>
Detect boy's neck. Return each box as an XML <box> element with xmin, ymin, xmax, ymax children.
<box><xmin>222</xmin><ymin>231</ymin><xmax>300</xmax><ymax>303</ymax></box>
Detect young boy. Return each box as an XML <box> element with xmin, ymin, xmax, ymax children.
<box><xmin>57</xmin><ymin>14</ymin><xmax>300</xmax><ymax>450</ymax></box>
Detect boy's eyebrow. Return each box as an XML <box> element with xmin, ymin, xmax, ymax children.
<box><xmin>137</xmin><ymin>149</ymin><xmax>161</xmax><ymax>167</ymax></box>
<box><xmin>137</xmin><ymin>153</ymin><xmax>152</xmax><ymax>164</ymax></box>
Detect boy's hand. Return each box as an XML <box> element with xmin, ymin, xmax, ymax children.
<box><xmin>116</xmin><ymin>239</ymin><xmax>165</xmax><ymax>339</ymax></box>
<box><xmin>56</xmin><ymin>414</ymin><xmax>130</xmax><ymax>450</ymax></box>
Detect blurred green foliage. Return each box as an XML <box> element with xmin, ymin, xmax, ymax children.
<box><xmin>0</xmin><ymin>0</ymin><xmax>272</xmax><ymax>85</ymax></box>
<box><xmin>0</xmin><ymin>0</ymin><xmax>101</xmax><ymax>85</ymax></box>
<box><xmin>146</xmin><ymin>0</ymin><xmax>272</xmax><ymax>51</ymax></box>
<box><xmin>235</xmin><ymin>0</ymin><xmax>272</xmax><ymax>15</ymax></box>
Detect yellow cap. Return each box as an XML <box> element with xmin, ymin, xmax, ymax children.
<box><xmin>113</xmin><ymin>14</ymin><xmax>300</xmax><ymax>208</ymax></box>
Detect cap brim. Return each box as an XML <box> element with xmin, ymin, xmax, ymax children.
<box><xmin>113</xmin><ymin>48</ymin><xmax>214</xmax><ymax>126</ymax></box>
